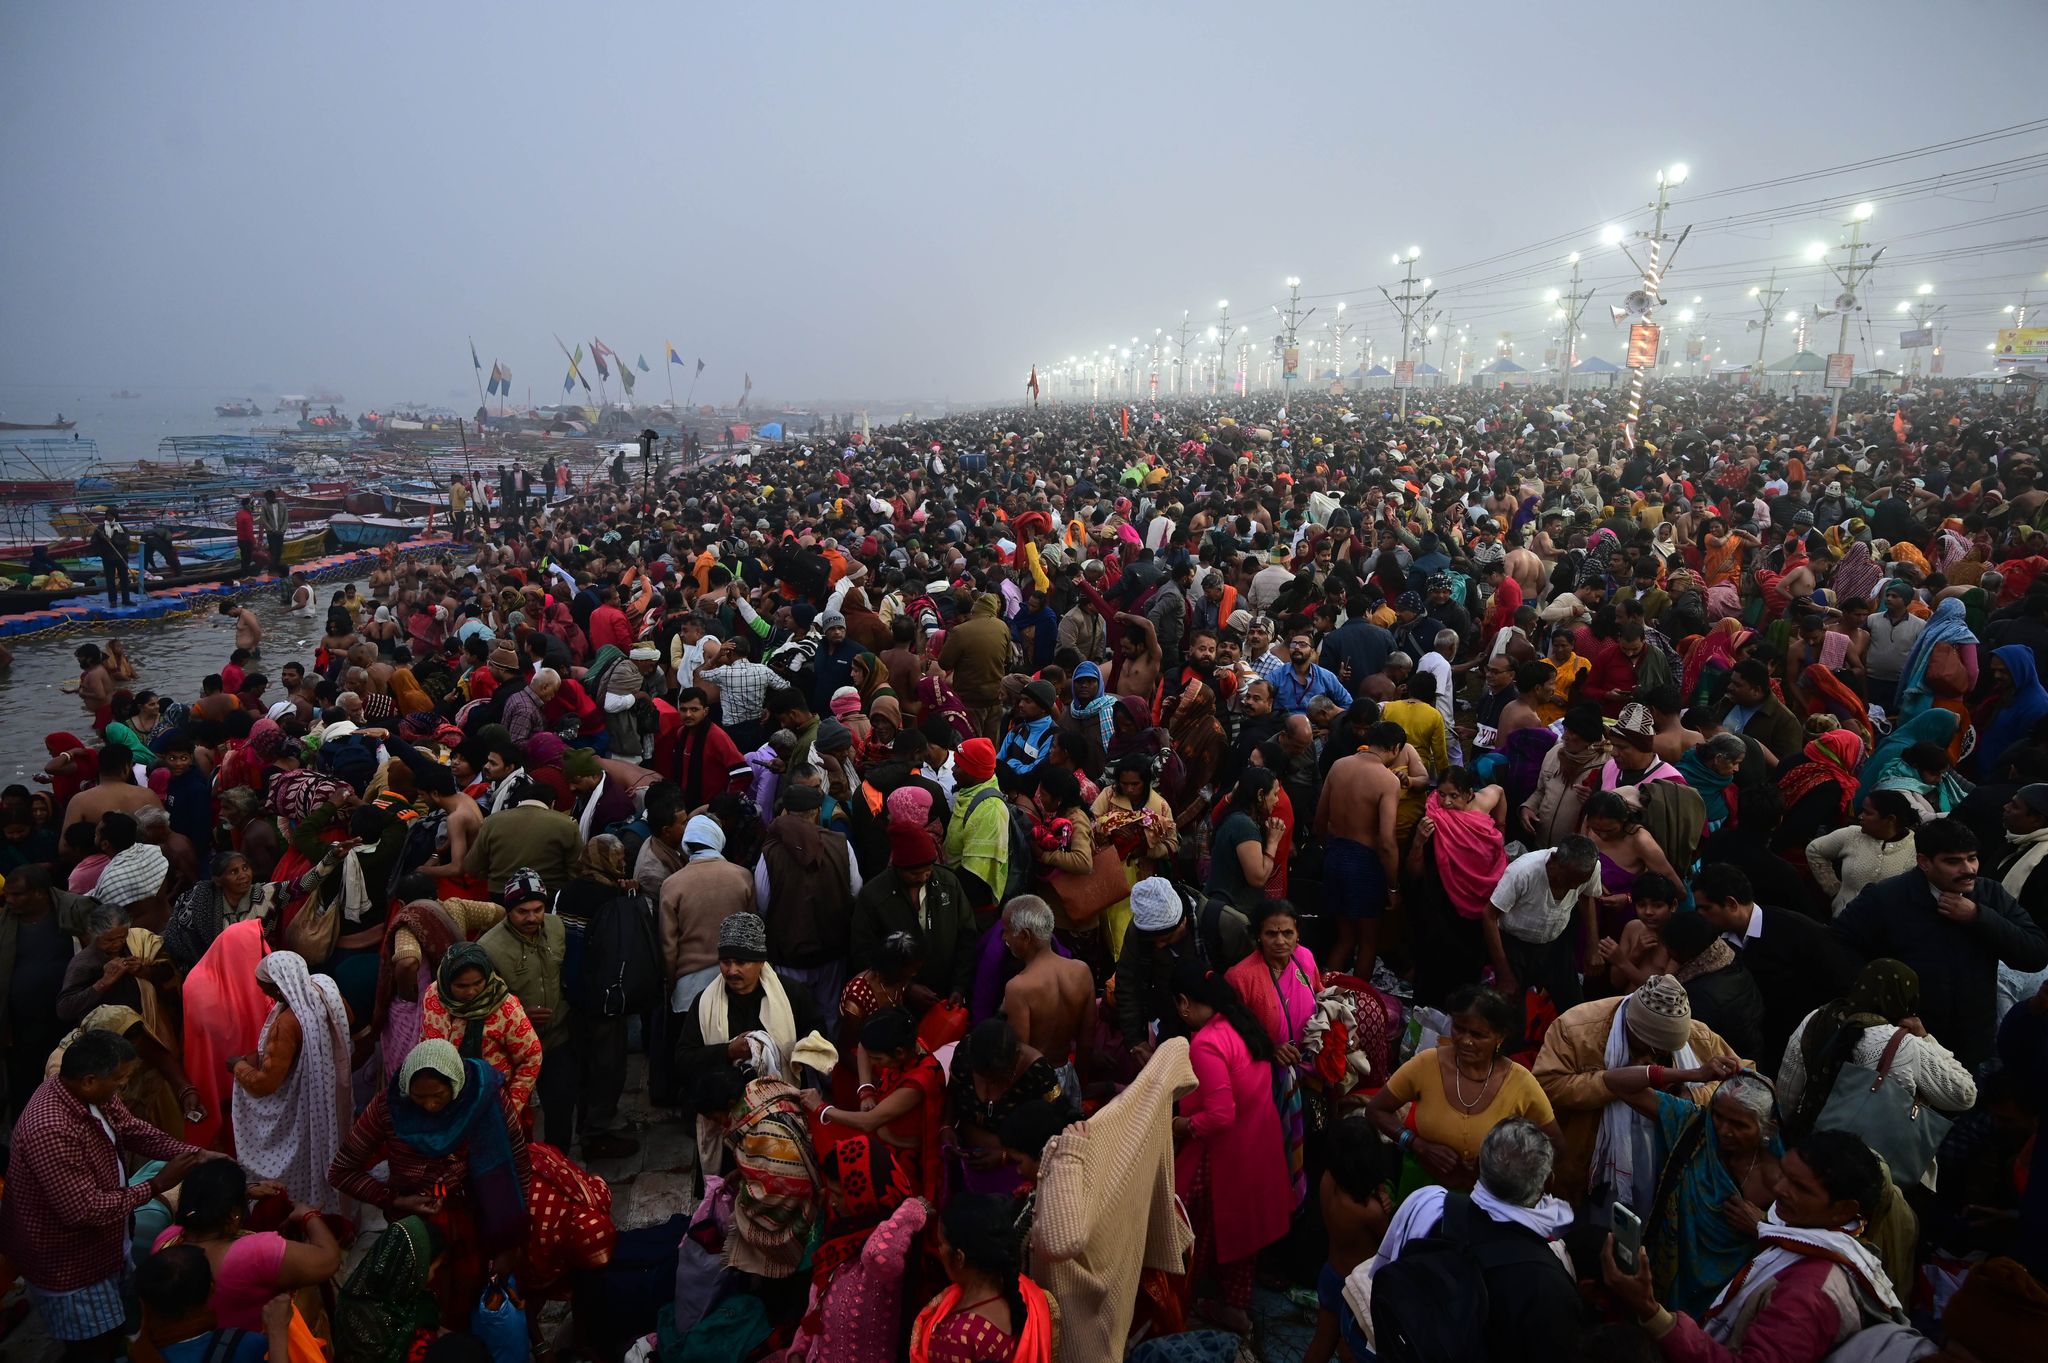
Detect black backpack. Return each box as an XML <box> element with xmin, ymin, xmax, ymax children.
<box><xmin>1371</xmin><ymin>1193</ymin><xmax>1569</xmax><ymax>1363</ymax></box>
<box><xmin>965</xmin><ymin>786</ymin><xmax>1035</xmax><ymax>904</ymax></box>
<box><xmin>577</xmin><ymin>887</ymin><xmax>662</xmax><ymax>1018</ymax></box>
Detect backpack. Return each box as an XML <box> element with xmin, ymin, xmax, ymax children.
<box><xmin>966</xmin><ymin>786</ymin><xmax>1035</xmax><ymax>904</ymax></box>
<box><xmin>1371</xmin><ymin>1193</ymin><xmax>1567</xmax><ymax>1363</ymax></box>
<box><xmin>576</xmin><ymin>888</ymin><xmax>662</xmax><ymax>1017</ymax></box>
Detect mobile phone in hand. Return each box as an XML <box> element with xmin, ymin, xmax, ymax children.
<box><xmin>1611</xmin><ymin>1201</ymin><xmax>1645</xmax><ymax>1274</ymax></box>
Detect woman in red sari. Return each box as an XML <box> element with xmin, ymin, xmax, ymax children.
<box><xmin>179</xmin><ymin>918</ymin><xmax>273</xmax><ymax>1151</ymax></box>
<box><xmin>800</xmin><ymin>1006</ymin><xmax>945</xmax><ymax>1205</ymax></box>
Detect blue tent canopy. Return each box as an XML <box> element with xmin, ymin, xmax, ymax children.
<box><xmin>1480</xmin><ymin>358</ymin><xmax>1527</xmax><ymax>374</ymax></box>
<box><xmin>1414</xmin><ymin>363</ymin><xmax>1441</xmax><ymax>376</ymax></box>
<box><xmin>1571</xmin><ymin>356</ymin><xmax>1622</xmax><ymax>373</ymax></box>
<box><xmin>1365</xmin><ymin>364</ymin><xmax>1392</xmax><ymax>377</ymax></box>
<box><xmin>757</xmin><ymin>422</ymin><xmax>784</xmax><ymax>440</ymax></box>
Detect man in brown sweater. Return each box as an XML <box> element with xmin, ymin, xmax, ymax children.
<box><xmin>657</xmin><ymin>813</ymin><xmax>757</xmax><ymax>1008</ymax></box>
<box><xmin>938</xmin><ymin>593</ymin><xmax>1013</xmax><ymax>739</ymax></box>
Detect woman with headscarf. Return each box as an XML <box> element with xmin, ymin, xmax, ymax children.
<box><xmin>830</xmin><ymin>686</ymin><xmax>872</xmax><ymax>748</ymax></box>
<box><xmin>859</xmin><ymin>693</ymin><xmax>904</xmax><ymax>767</ymax></box>
<box><xmin>419</xmin><ymin>941</ymin><xmax>544</xmax><ymax>1116</ymax></box>
<box><xmin>1855</xmin><ymin>707</ymin><xmax>1964</xmax><ymax>816</ymax></box>
<box><xmin>41</xmin><ymin>730</ymin><xmax>99</xmax><ymax>816</ymax></box>
<box><xmin>179</xmin><ymin>918</ymin><xmax>272</xmax><ymax>1151</ymax></box>
<box><xmin>231</xmin><ymin>951</ymin><xmax>353</xmax><ymax>1212</ymax></box>
<box><xmin>1164</xmin><ymin>679</ymin><xmax>1227</xmax><ymax>826</ymax></box>
<box><xmin>1778</xmin><ymin>960</ymin><xmax>1977</xmax><ymax>1169</ymax></box>
<box><xmin>1975</xmin><ymin>643</ymin><xmax>2048</xmax><ymax>778</ymax></box>
<box><xmin>44</xmin><ymin>1002</ymin><xmax>191</xmax><ymax>1136</ymax></box>
<box><xmin>372</xmin><ymin>899</ymin><xmax>464</xmax><ymax>1080</ymax></box>
<box><xmin>1064</xmin><ymin>660</ymin><xmax>1118</xmax><ymax>753</ymax></box>
<box><xmin>389</xmin><ymin>666</ymin><xmax>434</xmax><ymax>719</ymax></box>
<box><xmin>1831</xmin><ymin>538</ymin><xmax>1883</xmax><ymax>605</ymax></box>
<box><xmin>328</xmin><ymin>1039</ymin><xmax>531</xmax><ymax>1327</ymax></box>
<box><xmin>1680</xmin><ymin>619</ymin><xmax>1753</xmax><ymax>708</ymax></box>
<box><xmin>1776</xmin><ymin>729</ymin><xmax>1866</xmax><ymax>850</ymax></box>
<box><xmin>1795</xmin><ymin>662</ymin><xmax>1874</xmax><ymax>749</ymax></box>
<box><xmin>1893</xmin><ymin>597</ymin><xmax>1978</xmax><ymax>753</ymax></box>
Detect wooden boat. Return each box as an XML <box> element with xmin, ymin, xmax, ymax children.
<box><xmin>0</xmin><ymin>418</ymin><xmax>76</xmax><ymax>431</ymax></box>
<box><xmin>327</xmin><ymin>514</ymin><xmax>425</xmax><ymax>548</ymax></box>
<box><xmin>0</xmin><ymin>561</ymin><xmax>250</xmax><ymax>614</ymax></box>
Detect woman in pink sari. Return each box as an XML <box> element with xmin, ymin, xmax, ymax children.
<box><xmin>1405</xmin><ymin>766</ymin><xmax>1509</xmax><ymax>1002</ymax></box>
<box><xmin>1225</xmin><ymin>899</ymin><xmax>1322</xmax><ymax>1210</ymax></box>
<box><xmin>179</xmin><ymin>918</ymin><xmax>273</xmax><ymax>1152</ymax></box>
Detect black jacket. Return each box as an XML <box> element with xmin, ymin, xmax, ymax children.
<box><xmin>1835</xmin><ymin>869</ymin><xmax>2048</xmax><ymax>1069</ymax></box>
<box><xmin>1680</xmin><ymin>959</ymin><xmax>1766</xmax><ymax>1063</ymax></box>
<box><xmin>1728</xmin><ymin>904</ymin><xmax>1856</xmax><ymax>1074</ymax></box>
<box><xmin>1112</xmin><ymin>885</ymin><xmax>1249</xmax><ymax>1047</ymax></box>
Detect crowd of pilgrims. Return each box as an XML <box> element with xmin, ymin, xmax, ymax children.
<box><xmin>7</xmin><ymin>378</ymin><xmax>2048</xmax><ymax>1363</ymax></box>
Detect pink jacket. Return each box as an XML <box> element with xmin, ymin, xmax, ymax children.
<box><xmin>1175</xmin><ymin>1014</ymin><xmax>1291</xmax><ymax>1264</ymax></box>
<box><xmin>787</xmin><ymin>1196</ymin><xmax>929</xmax><ymax>1363</ymax></box>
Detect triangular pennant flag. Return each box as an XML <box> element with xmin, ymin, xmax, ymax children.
<box><xmin>636</xmin><ymin>354</ymin><xmax>650</xmax><ymax>373</ymax></box>
<box><xmin>668</xmin><ymin>343</ymin><xmax>685</xmax><ymax>366</ymax></box>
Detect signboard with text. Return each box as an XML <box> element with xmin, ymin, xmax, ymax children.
<box><xmin>1899</xmin><ymin>327</ymin><xmax>1933</xmax><ymax>349</ymax></box>
<box><xmin>1393</xmin><ymin>360</ymin><xmax>1416</xmax><ymax>389</ymax></box>
<box><xmin>1825</xmin><ymin>352</ymin><xmax>1855</xmax><ymax>389</ymax></box>
<box><xmin>1995</xmin><ymin>327</ymin><xmax>2048</xmax><ymax>364</ymax></box>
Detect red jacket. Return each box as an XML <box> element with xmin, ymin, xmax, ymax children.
<box><xmin>1581</xmin><ymin>641</ymin><xmax>1640</xmax><ymax>716</ymax></box>
<box><xmin>587</xmin><ymin>604</ymin><xmax>634</xmax><ymax>654</ymax></box>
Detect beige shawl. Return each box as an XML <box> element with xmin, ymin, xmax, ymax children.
<box><xmin>1029</xmin><ymin>1037</ymin><xmax>1197</xmax><ymax>1363</ymax></box>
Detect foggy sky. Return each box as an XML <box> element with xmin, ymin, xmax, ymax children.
<box><xmin>5</xmin><ymin>0</ymin><xmax>2046</xmax><ymax>409</ymax></box>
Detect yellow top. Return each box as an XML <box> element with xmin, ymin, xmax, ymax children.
<box><xmin>1386</xmin><ymin>1045</ymin><xmax>1554</xmax><ymax>1165</ymax></box>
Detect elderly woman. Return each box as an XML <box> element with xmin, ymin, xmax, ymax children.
<box><xmin>943</xmin><ymin>1016</ymin><xmax>1066</xmax><ymax>1196</ymax></box>
<box><xmin>231</xmin><ymin>951</ymin><xmax>353</xmax><ymax>1213</ymax></box>
<box><xmin>1226</xmin><ymin>898</ymin><xmax>1324</xmax><ymax>1208</ymax></box>
<box><xmin>1673</xmin><ymin>731</ymin><xmax>1746</xmax><ymax>837</ymax></box>
<box><xmin>163</xmin><ymin>849</ymin><xmax>335</xmax><ymax>969</ymax></box>
<box><xmin>329</xmin><ymin>1039</ymin><xmax>531</xmax><ymax>1326</ymax></box>
<box><xmin>419</xmin><ymin>942</ymin><xmax>544</xmax><ymax>1116</ymax></box>
<box><xmin>1620</xmin><ymin>1071</ymin><xmax>1785</xmax><ymax>1315</ymax></box>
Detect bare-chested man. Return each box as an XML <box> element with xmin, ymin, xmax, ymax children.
<box><xmin>998</xmin><ymin>896</ymin><xmax>1096</xmax><ymax>1102</ymax></box>
<box><xmin>415</xmin><ymin>764</ymin><xmax>486</xmax><ymax>898</ymax></box>
<box><xmin>1496</xmin><ymin>661</ymin><xmax>1551</xmax><ymax>741</ymax></box>
<box><xmin>219</xmin><ymin>600</ymin><xmax>262</xmax><ymax>653</ymax></box>
<box><xmin>1110</xmin><ymin>610</ymin><xmax>1163</xmax><ymax>704</ymax></box>
<box><xmin>1648</xmin><ymin>688</ymin><xmax>1703</xmax><ymax>764</ymax></box>
<box><xmin>1313</xmin><ymin>719</ymin><xmax>1404</xmax><ymax>979</ymax></box>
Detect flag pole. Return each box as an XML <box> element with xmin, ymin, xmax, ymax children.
<box><xmin>665</xmin><ymin>353</ymin><xmax>677</xmax><ymax>412</ymax></box>
<box><xmin>468</xmin><ymin>336</ymin><xmax>487</xmax><ymax>412</ymax></box>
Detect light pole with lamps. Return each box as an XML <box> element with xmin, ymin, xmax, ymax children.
<box><xmin>1381</xmin><ymin>247</ymin><xmax>1434</xmax><ymax>422</ymax></box>
<box><xmin>1213</xmin><ymin>301</ymin><xmax>1233</xmax><ymax>396</ymax></box>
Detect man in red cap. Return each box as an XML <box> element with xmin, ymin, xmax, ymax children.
<box><xmin>849</xmin><ymin>823</ymin><xmax>977</xmax><ymax>1006</ymax></box>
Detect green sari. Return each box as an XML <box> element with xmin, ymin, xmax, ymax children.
<box><xmin>335</xmin><ymin>1216</ymin><xmax>439</xmax><ymax>1363</ymax></box>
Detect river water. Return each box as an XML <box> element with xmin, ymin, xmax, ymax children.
<box><xmin>0</xmin><ymin>573</ymin><xmax>368</xmax><ymax>781</ymax></box>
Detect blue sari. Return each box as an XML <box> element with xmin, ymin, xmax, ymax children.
<box><xmin>1854</xmin><ymin>709</ymin><xmax>1961</xmax><ymax>812</ymax></box>
<box><xmin>1892</xmin><ymin>598</ymin><xmax>1976</xmax><ymax>722</ymax></box>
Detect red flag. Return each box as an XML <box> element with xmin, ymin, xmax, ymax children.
<box><xmin>1027</xmin><ymin>366</ymin><xmax>1039</xmax><ymax>401</ymax></box>
<box><xmin>1893</xmin><ymin>410</ymin><xmax>1908</xmax><ymax>445</ymax></box>
<box><xmin>1120</xmin><ymin>407</ymin><xmax>1130</xmax><ymax>436</ymax></box>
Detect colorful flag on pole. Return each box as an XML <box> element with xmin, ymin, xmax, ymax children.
<box><xmin>695</xmin><ymin>358</ymin><xmax>706</xmax><ymax>376</ymax></box>
<box><xmin>636</xmin><ymin>354</ymin><xmax>650</xmax><ymax>373</ymax></box>
<box><xmin>591</xmin><ymin>341</ymin><xmax>610</xmax><ymax>381</ymax></box>
<box><xmin>667</xmin><ymin>343</ymin><xmax>685</xmax><ymax>366</ymax></box>
<box><xmin>563</xmin><ymin>368</ymin><xmax>574</xmax><ymax>393</ymax></box>
<box><xmin>470</xmin><ymin>338</ymin><xmax>482</xmax><ymax>371</ymax></box>
<box><xmin>486</xmin><ymin>362</ymin><xmax>503</xmax><ymax>396</ymax></box>
<box><xmin>738</xmin><ymin>373</ymin><xmax>752</xmax><ymax>409</ymax></box>
<box><xmin>1027</xmin><ymin>366</ymin><xmax>1039</xmax><ymax>401</ymax></box>
<box><xmin>618</xmin><ymin>363</ymin><xmax>635</xmax><ymax>394</ymax></box>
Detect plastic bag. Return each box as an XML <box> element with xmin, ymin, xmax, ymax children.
<box><xmin>1399</xmin><ymin>1006</ymin><xmax>1450</xmax><ymax>1066</ymax></box>
<box><xmin>470</xmin><ymin>1274</ymin><xmax>529</xmax><ymax>1363</ymax></box>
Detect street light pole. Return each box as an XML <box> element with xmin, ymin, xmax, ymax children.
<box><xmin>1214</xmin><ymin>301</ymin><xmax>1233</xmax><ymax>396</ymax></box>
<box><xmin>1819</xmin><ymin>203</ymin><xmax>1881</xmax><ymax>437</ymax></box>
<box><xmin>1552</xmin><ymin>252</ymin><xmax>1593</xmax><ymax>401</ymax></box>
<box><xmin>1380</xmin><ymin>247</ymin><xmax>1434</xmax><ymax>423</ymax></box>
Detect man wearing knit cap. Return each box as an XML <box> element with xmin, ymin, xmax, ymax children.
<box><xmin>809</xmin><ymin>608</ymin><xmax>871</xmax><ymax>714</ymax></box>
<box><xmin>943</xmin><ymin>737</ymin><xmax>1009</xmax><ymax>905</ymax></box>
<box><xmin>1112</xmin><ymin>876</ymin><xmax>1251</xmax><ymax>1064</ymax></box>
<box><xmin>996</xmin><ymin>680</ymin><xmax>1057</xmax><ymax>780</ymax></box>
<box><xmin>669</xmin><ymin>910</ymin><xmax>824</xmax><ymax>1124</ymax></box>
<box><xmin>1533</xmin><ymin>972</ymin><xmax>1742</xmax><ymax>1208</ymax></box>
<box><xmin>851</xmin><ymin>823</ymin><xmax>976</xmax><ymax>1005</ymax></box>
<box><xmin>562</xmin><ymin>745</ymin><xmax>634</xmax><ymax>841</ymax></box>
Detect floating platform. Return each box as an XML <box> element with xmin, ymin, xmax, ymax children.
<box><xmin>0</xmin><ymin>535</ymin><xmax>453</xmax><ymax>641</ymax></box>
